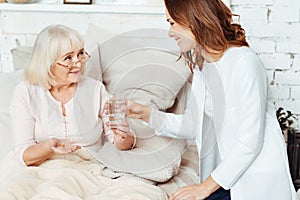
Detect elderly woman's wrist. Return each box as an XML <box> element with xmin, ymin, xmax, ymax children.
<box><xmin>130</xmin><ymin>129</ymin><xmax>136</xmax><ymax>149</ymax></box>
<box><xmin>45</xmin><ymin>139</ymin><xmax>56</xmax><ymax>154</ymax></box>
<box><xmin>142</xmin><ymin>106</ymin><xmax>151</xmax><ymax>122</ymax></box>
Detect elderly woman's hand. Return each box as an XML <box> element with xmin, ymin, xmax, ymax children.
<box><xmin>126</xmin><ymin>100</ymin><xmax>151</xmax><ymax>122</ymax></box>
<box><xmin>113</xmin><ymin>121</ymin><xmax>135</xmax><ymax>150</ymax></box>
<box><xmin>47</xmin><ymin>138</ymin><xmax>81</xmax><ymax>155</ymax></box>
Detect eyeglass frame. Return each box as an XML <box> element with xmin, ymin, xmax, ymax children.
<box><xmin>55</xmin><ymin>49</ymin><xmax>90</xmax><ymax>69</ymax></box>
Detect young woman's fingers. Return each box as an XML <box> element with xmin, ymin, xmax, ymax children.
<box><xmin>116</xmin><ymin>129</ymin><xmax>128</xmax><ymax>136</ymax></box>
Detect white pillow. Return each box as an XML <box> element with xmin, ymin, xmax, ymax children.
<box><xmin>84</xmin><ymin>23</ymin><xmax>109</xmax><ymax>82</ymax></box>
<box><xmin>102</xmin><ymin>48</ymin><xmax>190</xmax><ymax>110</ymax></box>
<box><xmin>84</xmin><ymin>24</ymin><xmax>192</xmax><ymax>182</ymax></box>
<box><xmin>158</xmin><ymin>143</ymin><xmax>199</xmax><ymax>197</ymax></box>
<box><xmin>98</xmin><ymin>28</ymin><xmax>191</xmax><ymax>109</ymax></box>
<box><xmin>0</xmin><ymin>70</ymin><xmax>24</xmax><ymax>159</ymax></box>
<box><xmin>10</xmin><ymin>39</ymin><xmax>33</xmax><ymax>71</ymax></box>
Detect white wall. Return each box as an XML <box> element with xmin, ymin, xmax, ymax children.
<box><xmin>0</xmin><ymin>0</ymin><xmax>299</xmax><ymax>127</ymax></box>
<box><xmin>230</xmin><ymin>0</ymin><xmax>300</xmax><ymax>128</ymax></box>
<box><xmin>0</xmin><ymin>3</ymin><xmax>166</xmax><ymax>72</ymax></box>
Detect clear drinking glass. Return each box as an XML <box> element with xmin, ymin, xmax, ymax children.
<box><xmin>108</xmin><ymin>94</ymin><xmax>127</xmax><ymax>130</ymax></box>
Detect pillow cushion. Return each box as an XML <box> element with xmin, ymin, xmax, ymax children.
<box><xmin>98</xmin><ymin>81</ymin><xmax>193</xmax><ymax>183</ymax></box>
<box><xmin>158</xmin><ymin>143</ymin><xmax>199</xmax><ymax>197</ymax></box>
<box><xmin>98</xmin><ymin>28</ymin><xmax>191</xmax><ymax>110</ymax></box>
<box><xmin>0</xmin><ymin>70</ymin><xmax>24</xmax><ymax>159</ymax></box>
<box><xmin>97</xmin><ymin>135</ymin><xmax>187</xmax><ymax>182</ymax></box>
<box><xmin>84</xmin><ymin>24</ymin><xmax>192</xmax><ymax>182</ymax></box>
<box><xmin>102</xmin><ymin>48</ymin><xmax>190</xmax><ymax>109</ymax></box>
<box><xmin>10</xmin><ymin>39</ymin><xmax>33</xmax><ymax>71</ymax></box>
<box><xmin>84</xmin><ymin>23</ymin><xmax>112</xmax><ymax>82</ymax></box>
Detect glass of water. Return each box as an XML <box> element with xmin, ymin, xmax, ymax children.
<box><xmin>108</xmin><ymin>94</ymin><xmax>127</xmax><ymax>130</ymax></box>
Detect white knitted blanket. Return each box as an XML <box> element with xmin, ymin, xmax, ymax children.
<box><xmin>0</xmin><ymin>149</ymin><xmax>167</xmax><ymax>200</ymax></box>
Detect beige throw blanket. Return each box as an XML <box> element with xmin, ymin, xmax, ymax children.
<box><xmin>0</xmin><ymin>149</ymin><xmax>167</xmax><ymax>200</ymax></box>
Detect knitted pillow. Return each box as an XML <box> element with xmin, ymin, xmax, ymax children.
<box><xmin>158</xmin><ymin>143</ymin><xmax>199</xmax><ymax>197</ymax></box>
<box><xmin>0</xmin><ymin>70</ymin><xmax>24</xmax><ymax>159</ymax></box>
<box><xmin>84</xmin><ymin>24</ymin><xmax>192</xmax><ymax>182</ymax></box>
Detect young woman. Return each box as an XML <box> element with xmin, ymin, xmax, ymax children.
<box><xmin>127</xmin><ymin>0</ymin><xmax>297</xmax><ymax>199</ymax></box>
<box><xmin>10</xmin><ymin>25</ymin><xmax>135</xmax><ymax>167</ymax></box>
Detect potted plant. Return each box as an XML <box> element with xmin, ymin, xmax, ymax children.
<box><xmin>276</xmin><ymin>107</ymin><xmax>298</xmax><ymax>142</ymax></box>
<box><xmin>276</xmin><ymin>107</ymin><xmax>300</xmax><ymax>190</ymax></box>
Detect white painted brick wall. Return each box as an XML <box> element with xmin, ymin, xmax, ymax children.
<box><xmin>247</xmin><ymin>38</ymin><xmax>276</xmax><ymax>54</ymax></box>
<box><xmin>231</xmin><ymin>7</ymin><xmax>269</xmax><ymax>22</ymax></box>
<box><xmin>258</xmin><ymin>53</ymin><xmax>292</xmax><ymax>69</ymax></box>
<box><xmin>266</xmin><ymin>70</ymin><xmax>275</xmax><ymax>85</ymax></box>
<box><xmin>0</xmin><ymin>0</ymin><xmax>299</xmax><ymax>128</ymax></box>
<box><xmin>291</xmin><ymin>86</ymin><xmax>300</xmax><ymax>99</ymax></box>
<box><xmin>277</xmin><ymin>39</ymin><xmax>300</xmax><ymax>54</ymax></box>
<box><xmin>293</xmin><ymin>55</ymin><xmax>300</xmax><ymax>70</ymax></box>
<box><xmin>231</xmin><ymin>0</ymin><xmax>274</xmax><ymax>6</ymax></box>
<box><xmin>275</xmin><ymin>71</ymin><xmax>300</xmax><ymax>85</ymax></box>
<box><xmin>231</xmin><ymin>0</ymin><xmax>300</xmax><ymax>128</ymax></box>
<box><xmin>269</xmin><ymin>6</ymin><xmax>299</xmax><ymax>22</ymax></box>
<box><xmin>269</xmin><ymin>85</ymin><xmax>290</xmax><ymax>100</ymax></box>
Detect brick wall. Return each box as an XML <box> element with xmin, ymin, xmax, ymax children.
<box><xmin>231</xmin><ymin>0</ymin><xmax>300</xmax><ymax>128</ymax></box>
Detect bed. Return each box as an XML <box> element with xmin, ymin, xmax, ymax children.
<box><xmin>0</xmin><ymin>24</ymin><xmax>200</xmax><ymax>199</ymax></box>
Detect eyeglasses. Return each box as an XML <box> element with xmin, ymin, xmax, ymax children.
<box><xmin>56</xmin><ymin>49</ymin><xmax>90</xmax><ymax>69</ymax></box>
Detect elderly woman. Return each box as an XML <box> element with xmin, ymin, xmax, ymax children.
<box><xmin>10</xmin><ymin>25</ymin><xmax>134</xmax><ymax>167</ymax></box>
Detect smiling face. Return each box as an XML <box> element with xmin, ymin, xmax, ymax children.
<box><xmin>51</xmin><ymin>48</ymin><xmax>86</xmax><ymax>86</ymax></box>
<box><xmin>166</xmin><ymin>9</ymin><xmax>197</xmax><ymax>53</ymax></box>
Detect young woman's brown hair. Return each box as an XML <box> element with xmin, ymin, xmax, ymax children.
<box><xmin>164</xmin><ymin>0</ymin><xmax>249</xmax><ymax>69</ymax></box>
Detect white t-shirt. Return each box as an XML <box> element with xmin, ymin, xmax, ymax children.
<box><xmin>10</xmin><ymin>77</ymin><xmax>112</xmax><ymax>166</ymax></box>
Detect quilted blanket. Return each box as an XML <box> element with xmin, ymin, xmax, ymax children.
<box><xmin>0</xmin><ymin>149</ymin><xmax>167</xmax><ymax>200</ymax></box>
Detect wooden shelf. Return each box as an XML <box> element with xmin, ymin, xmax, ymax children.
<box><xmin>0</xmin><ymin>3</ymin><xmax>165</xmax><ymax>14</ymax></box>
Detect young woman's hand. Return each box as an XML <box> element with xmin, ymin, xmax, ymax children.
<box><xmin>169</xmin><ymin>176</ymin><xmax>220</xmax><ymax>200</ymax></box>
<box><xmin>126</xmin><ymin>100</ymin><xmax>151</xmax><ymax>122</ymax></box>
<box><xmin>169</xmin><ymin>184</ymin><xmax>209</xmax><ymax>200</ymax></box>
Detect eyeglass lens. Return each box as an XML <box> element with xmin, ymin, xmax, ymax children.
<box><xmin>57</xmin><ymin>49</ymin><xmax>90</xmax><ymax>68</ymax></box>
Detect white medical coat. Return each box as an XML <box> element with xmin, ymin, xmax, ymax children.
<box><xmin>149</xmin><ymin>46</ymin><xmax>297</xmax><ymax>200</ymax></box>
